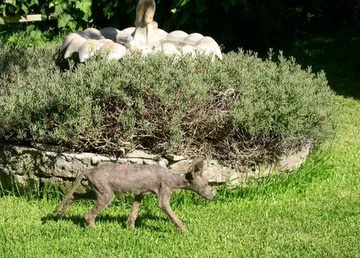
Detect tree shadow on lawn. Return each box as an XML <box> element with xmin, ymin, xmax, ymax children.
<box><xmin>282</xmin><ymin>30</ymin><xmax>360</xmax><ymax>99</ymax></box>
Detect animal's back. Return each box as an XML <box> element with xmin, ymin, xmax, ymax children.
<box><xmin>86</xmin><ymin>163</ymin><xmax>173</xmax><ymax>195</ymax></box>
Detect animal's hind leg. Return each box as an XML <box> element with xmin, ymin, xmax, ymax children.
<box><xmin>84</xmin><ymin>190</ymin><xmax>114</xmax><ymax>229</ymax></box>
<box><xmin>53</xmin><ymin>194</ymin><xmax>76</xmax><ymax>218</ymax></box>
<box><xmin>128</xmin><ymin>194</ymin><xmax>144</xmax><ymax>229</ymax></box>
<box><xmin>55</xmin><ymin>192</ymin><xmax>95</xmax><ymax>218</ymax></box>
<box><xmin>58</xmin><ymin>195</ymin><xmax>75</xmax><ymax>217</ymax></box>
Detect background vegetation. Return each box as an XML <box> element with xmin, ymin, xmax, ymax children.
<box><xmin>0</xmin><ymin>45</ymin><xmax>335</xmax><ymax>165</ymax></box>
<box><xmin>1</xmin><ymin>0</ymin><xmax>360</xmax><ymax>52</ymax></box>
<box><xmin>1</xmin><ymin>1</ymin><xmax>359</xmax><ymax>257</ymax></box>
<box><xmin>1</xmin><ymin>30</ymin><xmax>359</xmax><ymax>258</ymax></box>
<box><xmin>0</xmin><ymin>89</ymin><xmax>359</xmax><ymax>257</ymax></box>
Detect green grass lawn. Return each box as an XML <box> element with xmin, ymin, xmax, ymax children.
<box><xmin>1</xmin><ymin>32</ymin><xmax>360</xmax><ymax>257</ymax></box>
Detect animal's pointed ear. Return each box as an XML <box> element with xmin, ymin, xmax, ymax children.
<box><xmin>191</xmin><ymin>159</ymin><xmax>204</xmax><ymax>176</ymax></box>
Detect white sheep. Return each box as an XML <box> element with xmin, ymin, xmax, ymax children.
<box><xmin>100</xmin><ymin>27</ymin><xmax>122</xmax><ymax>41</ymax></box>
<box><xmin>78</xmin><ymin>39</ymin><xmax>103</xmax><ymax>63</ymax></box>
<box><xmin>162</xmin><ymin>43</ymin><xmax>181</xmax><ymax>56</ymax></box>
<box><xmin>161</xmin><ymin>30</ymin><xmax>188</xmax><ymax>45</ymax></box>
<box><xmin>180</xmin><ymin>45</ymin><xmax>196</xmax><ymax>58</ymax></box>
<box><xmin>82</xmin><ymin>28</ymin><xmax>104</xmax><ymax>40</ymax></box>
<box><xmin>61</xmin><ymin>32</ymin><xmax>84</xmax><ymax>52</ymax></box>
<box><xmin>63</xmin><ymin>36</ymin><xmax>87</xmax><ymax>59</ymax></box>
<box><xmin>195</xmin><ymin>36</ymin><xmax>223</xmax><ymax>60</ymax></box>
<box><xmin>181</xmin><ymin>33</ymin><xmax>204</xmax><ymax>46</ymax></box>
<box><xmin>100</xmin><ymin>42</ymin><xmax>128</xmax><ymax>60</ymax></box>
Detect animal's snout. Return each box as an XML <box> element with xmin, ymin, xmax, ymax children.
<box><xmin>202</xmin><ymin>188</ymin><xmax>215</xmax><ymax>200</ymax></box>
<box><xmin>206</xmin><ymin>194</ymin><xmax>215</xmax><ymax>200</ymax></box>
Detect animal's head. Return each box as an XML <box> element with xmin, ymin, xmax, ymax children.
<box><xmin>185</xmin><ymin>158</ymin><xmax>215</xmax><ymax>200</ymax></box>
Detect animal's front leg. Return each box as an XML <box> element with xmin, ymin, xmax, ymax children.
<box><xmin>158</xmin><ymin>188</ymin><xmax>188</xmax><ymax>233</ymax></box>
<box><xmin>128</xmin><ymin>194</ymin><xmax>144</xmax><ymax>229</ymax></box>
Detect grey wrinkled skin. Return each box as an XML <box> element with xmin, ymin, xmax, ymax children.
<box><xmin>53</xmin><ymin>159</ymin><xmax>214</xmax><ymax>232</ymax></box>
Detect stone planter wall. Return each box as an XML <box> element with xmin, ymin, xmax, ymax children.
<box><xmin>0</xmin><ymin>144</ymin><xmax>311</xmax><ymax>194</ymax></box>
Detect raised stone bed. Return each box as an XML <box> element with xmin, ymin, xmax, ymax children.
<box><xmin>0</xmin><ymin>144</ymin><xmax>311</xmax><ymax>194</ymax></box>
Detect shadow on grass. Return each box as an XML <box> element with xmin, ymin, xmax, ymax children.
<box><xmin>41</xmin><ymin>214</ymin><xmax>92</xmax><ymax>228</ymax></box>
<box><xmin>41</xmin><ymin>210</ymin><xmax>171</xmax><ymax>232</ymax></box>
<box><xmin>283</xmin><ymin>30</ymin><xmax>360</xmax><ymax>99</ymax></box>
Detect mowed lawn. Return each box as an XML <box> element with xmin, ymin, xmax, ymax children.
<box><xmin>1</xmin><ymin>33</ymin><xmax>360</xmax><ymax>257</ymax></box>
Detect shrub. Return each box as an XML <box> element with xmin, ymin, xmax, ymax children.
<box><xmin>0</xmin><ymin>0</ymin><xmax>92</xmax><ymax>33</ymax></box>
<box><xmin>0</xmin><ymin>44</ymin><xmax>336</xmax><ymax>165</ymax></box>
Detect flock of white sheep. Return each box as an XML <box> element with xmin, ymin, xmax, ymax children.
<box><xmin>61</xmin><ymin>27</ymin><xmax>223</xmax><ymax>63</ymax></box>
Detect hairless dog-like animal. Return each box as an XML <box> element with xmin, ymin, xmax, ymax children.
<box><xmin>53</xmin><ymin>158</ymin><xmax>214</xmax><ymax>232</ymax></box>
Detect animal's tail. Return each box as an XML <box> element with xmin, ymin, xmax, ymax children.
<box><xmin>53</xmin><ymin>169</ymin><xmax>88</xmax><ymax>217</ymax></box>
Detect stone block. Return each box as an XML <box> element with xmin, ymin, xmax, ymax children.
<box><xmin>202</xmin><ymin>160</ymin><xmax>242</xmax><ymax>184</ymax></box>
<box><xmin>158</xmin><ymin>158</ymin><xmax>169</xmax><ymax>168</ymax></box>
<box><xmin>143</xmin><ymin>159</ymin><xmax>158</xmax><ymax>166</ymax></box>
<box><xmin>54</xmin><ymin>156</ymin><xmax>73</xmax><ymax>177</ymax></box>
<box><xmin>278</xmin><ymin>143</ymin><xmax>311</xmax><ymax>171</ymax></box>
<box><xmin>168</xmin><ymin>160</ymin><xmax>191</xmax><ymax>173</ymax></box>
<box><xmin>125</xmin><ymin>150</ymin><xmax>159</xmax><ymax>160</ymax></box>
<box><xmin>127</xmin><ymin>158</ymin><xmax>145</xmax><ymax>165</ymax></box>
<box><xmin>0</xmin><ymin>143</ymin><xmax>312</xmax><ymax>192</ymax></box>
<box><xmin>73</xmin><ymin>152</ymin><xmax>96</xmax><ymax>165</ymax></box>
<box><xmin>165</xmin><ymin>154</ymin><xmax>186</xmax><ymax>161</ymax></box>
<box><xmin>90</xmin><ymin>155</ymin><xmax>111</xmax><ymax>165</ymax></box>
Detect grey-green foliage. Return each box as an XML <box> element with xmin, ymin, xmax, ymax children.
<box><xmin>225</xmin><ymin>50</ymin><xmax>334</xmax><ymax>139</ymax></box>
<box><xmin>0</xmin><ymin>44</ymin><xmax>336</xmax><ymax>164</ymax></box>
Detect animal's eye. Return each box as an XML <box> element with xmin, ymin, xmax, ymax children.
<box><xmin>185</xmin><ymin>172</ymin><xmax>193</xmax><ymax>181</ymax></box>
